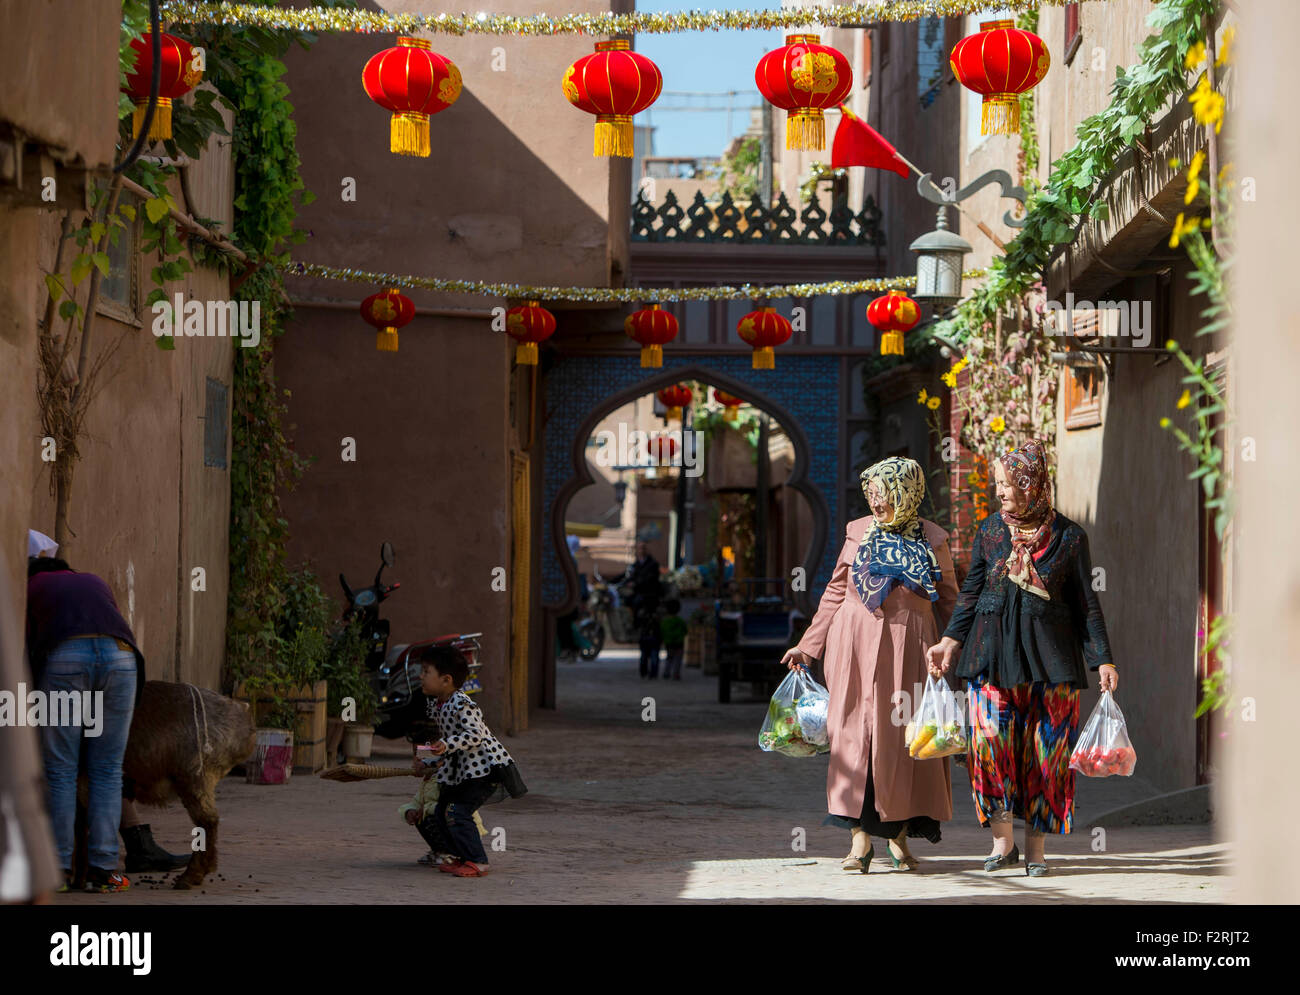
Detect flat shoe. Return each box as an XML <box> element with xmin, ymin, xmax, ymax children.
<box><xmin>437</xmin><ymin>860</ymin><xmax>465</xmax><ymax>873</ymax></box>
<box><xmin>1026</xmin><ymin>862</ymin><xmax>1049</xmax><ymax>877</ymax></box>
<box><xmin>983</xmin><ymin>844</ymin><xmax>1020</xmax><ymax>872</ymax></box>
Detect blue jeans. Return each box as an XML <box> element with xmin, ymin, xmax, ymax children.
<box><xmin>38</xmin><ymin>637</ymin><xmax>137</xmax><ymax>871</ymax></box>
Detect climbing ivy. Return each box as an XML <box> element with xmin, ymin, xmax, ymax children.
<box><xmin>178</xmin><ymin>4</ymin><xmax>336</xmax><ymax>686</ymax></box>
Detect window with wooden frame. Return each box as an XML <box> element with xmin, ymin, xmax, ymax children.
<box><xmin>861</xmin><ymin>30</ymin><xmax>873</xmax><ymax>88</ymax></box>
<box><xmin>1063</xmin><ymin>359</ymin><xmax>1103</xmax><ymax>429</ymax></box>
<box><xmin>1064</xmin><ymin>3</ymin><xmax>1082</xmax><ymax>66</ymax></box>
<box><xmin>97</xmin><ymin>192</ymin><xmax>141</xmax><ymax>326</ymax></box>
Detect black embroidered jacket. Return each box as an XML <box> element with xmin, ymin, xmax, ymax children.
<box><xmin>942</xmin><ymin>511</ymin><xmax>1114</xmax><ymax>688</ymax></box>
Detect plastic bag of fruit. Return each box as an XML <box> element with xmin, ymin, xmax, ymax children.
<box><xmin>759</xmin><ymin>666</ymin><xmax>831</xmax><ymax>757</ymax></box>
<box><xmin>1069</xmin><ymin>691</ymin><xmax>1137</xmax><ymax>777</ymax></box>
<box><xmin>906</xmin><ymin>675</ymin><xmax>968</xmax><ymax>760</ymax></box>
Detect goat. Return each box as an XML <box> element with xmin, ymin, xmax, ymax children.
<box><xmin>75</xmin><ymin>680</ymin><xmax>254</xmax><ymax>890</ymax></box>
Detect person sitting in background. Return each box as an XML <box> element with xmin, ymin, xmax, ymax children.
<box><xmin>659</xmin><ymin>599</ymin><xmax>688</xmax><ymax>681</ymax></box>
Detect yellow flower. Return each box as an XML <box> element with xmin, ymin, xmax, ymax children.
<box><xmin>927</xmin><ymin>397</ymin><xmax>942</xmax><ymax>410</ymax></box>
<box><xmin>989</xmin><ymin>416</ymin><xmax>1006</xmax><ymax>434</ymax></box>
<box><xmin>1216</xmin><ymin>26</ymin><xmax>1235</xmax><ymax>67</ymax></box>
<box><xmin>941</xmin><ymin>371</ymin><xmax>957</xmax><ymax>388</ymax></box>
<box><xmin>1177</xmin><ymin>389</ymin><xmax>1192</xmax><ymax>410</ymax></box>
<box><xmin>1169</xmin><ymin>212</ymin><xmax>1200</xmax><ymax>248</ymax></box>
<box><xmin>1218</xmin><ymin>161</ymin><xmax>1234</xmax><ymax>185</ymax></box>
<box><xmin>1184</xmin><ymin>41</ymin><xmax>1206</xmax><ymax>70</ymax></box>
<box><xmin>917</xmin><ymin>388</ymin><xmax>929</xmax><ymax>405</ymax></box>
<box><xmin>1184</xmin><ymin>149</ymin><xmax>1205</xmax><ymax>205</ymax></box>
<box><xmin>1159</xmin><ymin>417</ymin><xmax>1172</xmax><ymax>429</ymax></box>
<box><xmin>1188</xmin><ymin>76</ymin><xmax>1225</xmax><ymax>135</ymax></box>
<box><xmin>1168</xmin><ymin>156</ymin><xmax>1182</xmax><ymax>170</ymax></box>
<box><xmin>951</xmin><ymin>356</ymin><xmax>970</xmax><ymax>374</ymax></box>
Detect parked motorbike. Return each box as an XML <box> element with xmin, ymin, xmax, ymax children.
<box><xmin>338</xmin><ymin>542</ymin><xmax>482</xmax><ymax>741</ymax></box>
<box><xmin>587</xmin><ymin>573</ymin><xmax>639</xmax><ymax>645</ymax></box>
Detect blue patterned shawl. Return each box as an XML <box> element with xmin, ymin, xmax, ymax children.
<box><xmin>853</xmin><ymin>457</ymin><xmax>941</xmax><ymax>611</ymax></box>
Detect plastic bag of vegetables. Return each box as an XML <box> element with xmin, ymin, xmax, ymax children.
<box><xmin>905</xmin><ymin>675</ymin><xmax>968</xmax><ymax>760</ymax></box>
<box><xmin>759</xmin><ymin>667</ymin><xmax>831</xmax><ymax>758</ymax></box>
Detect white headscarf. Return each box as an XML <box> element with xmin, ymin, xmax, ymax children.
<box><xmin>27</xmin><ymin>531</ymin><xmax>58</xmax><ymax>559</ymax></box>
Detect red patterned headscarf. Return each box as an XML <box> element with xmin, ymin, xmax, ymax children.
<box><xmin>997</xmin><ymin>440</ymin><xmax>1054</xmax><ymax>600</ymax></box>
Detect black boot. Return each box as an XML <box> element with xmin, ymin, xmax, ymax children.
<box><xmin>122</xmin><ymin>824</ymin><xmax>190</xmax><ymax>872</ymax></box>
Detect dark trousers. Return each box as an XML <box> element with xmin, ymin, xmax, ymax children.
<box><xmin>639</xmin><ymin>635</ymin><xmax>662</xmax><ymax>678</ymax></box>
<box><xmin>417</xmin><ymin>776</ymin><xmax>498</xmax><ymax>865</ymax></box>
<box><xmin>662</xmin><ymin>646</ymin><xmax>684</xmax><ymax>679</ymax></box>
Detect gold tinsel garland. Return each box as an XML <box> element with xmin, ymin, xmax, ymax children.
<box><xmin>162</xmin><ymin>1</ymin><xmax>1085</xmax><ymax>34</ymax></box>
<box><xmin>288</xmin><ymin>262</ymin><xmax>988</xmax><ymax>302</ymax></box>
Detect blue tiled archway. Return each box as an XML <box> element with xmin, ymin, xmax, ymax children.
<box><xmin>542</xmin><ymin>353</ymin><xmax>842</xmax><ymax>612</ymax></box>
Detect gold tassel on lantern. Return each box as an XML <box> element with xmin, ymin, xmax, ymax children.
<box><xmin>516</xmin><ymin>342</ymin><xmax>539</xmax><ymax>365</ymax></box>
<box><xmin>666</xmin><ymin>406</ymin><xmax>682</xmax><ymax>421</ymax></box>
<box><xmin>391</xmin><ymin>110</ymin><xmax>431</xmax><ymax>157</ymax></box>
<box><xmin>133</xmin><ymin>97</ymin><xmax>173</xmax><ymax>141</ymax></box>
<box><xmin>723</xmin><ymin>407</ymin><xmax>738</xmax><ymax>423</ymax></box>
<box><xmin>640</xmin><ymin>344</ymin><xmax>663</xmax><ymax>368</ymax></box>
<box><xmin>981</xmin><ymin>95</ymin><xmax>1020</xmax><ymax>136</ymax></box>
<box><xmin>752</xmin><ymin>347</ymin><xmax>775</xmax><ymax>370</ymax></box>
<box><xmin>785</xmin><ymin>109</ymin><xmax>825</xmax><ymax>151</ymax></box>
<box><xmin>594</xmin><ymin>114</ymin><xmax>635</xmax><ymax>157</ymax></box>
<box><xmin>880</xmin><ymin>330</ymin><xmax>904</xmax><ymax>356</ymax></box>
<box><xmin>376</xmin><ymin>326</ymin><xmax>399</xmax><ymax>352</ymax></box>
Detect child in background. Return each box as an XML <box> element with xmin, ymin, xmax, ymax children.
<box><xmin>659</xmin><ymin>598</ymin><xmax>688</xmax><ymax>680</ymax></box>
<box><xmin>413</xmin><ymin>645</ymin><xmax>527</xmax><ymax>877</ymax></box>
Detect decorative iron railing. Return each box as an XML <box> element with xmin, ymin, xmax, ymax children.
<box><xmin>631</xmin><ymin>189</ymin><xmax>886</xmax><ymax>246</ymax></box>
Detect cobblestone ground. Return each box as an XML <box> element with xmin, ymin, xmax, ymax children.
<box><xmin>55</xmin><ymin>650</ymin><xmax>1225</xmax><ymax>905</ymax></box>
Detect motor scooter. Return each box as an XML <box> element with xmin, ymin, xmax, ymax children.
<box><xmin>338</xmin><ymin>542</ymin><xmax>483</xmax><ymax>741</ymax></box>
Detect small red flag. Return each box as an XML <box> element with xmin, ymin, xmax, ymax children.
<box><xmin>830</xmin><ymin>105</ymin><xmax>910</xmax><ymax>177</ymax></box>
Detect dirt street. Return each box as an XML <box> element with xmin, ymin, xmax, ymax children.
<box><xmin>55</xmin><ymin>649</ymin><xmax>1224</xmax><ymax>904</ymax></box>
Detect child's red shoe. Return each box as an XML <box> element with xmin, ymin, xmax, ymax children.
<box><xmin>449</xmin><ymin>861</ymin><xmax>489</xmax><ymax>877</ymax></box>
<box><xmin>437</xmin><ymin>859</ymin><xmax>465</xmax><ymax>873</ymax></box>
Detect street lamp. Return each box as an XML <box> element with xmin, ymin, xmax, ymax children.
<box><xmin>909</xmin><ymin>205</ymin><xmax>972</xmax><ymax>307</ymax></box>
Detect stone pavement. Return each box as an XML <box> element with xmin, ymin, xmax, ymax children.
<box><xmin>55</xmin><ymin>650</ymin><xmax>1226</xmax><ymax>904</ymax></box>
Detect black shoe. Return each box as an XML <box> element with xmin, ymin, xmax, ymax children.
<box><xmin>983</xmin><ymin>844</ymin><xmax>1020</xmax><ymax>872</ymax></box>
<box><xmin>122</xmin><ymin>823</ymin><xmax>191</xmax><ymax>872</ymax></box>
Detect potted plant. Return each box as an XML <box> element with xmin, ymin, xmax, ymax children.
<box><xmin>233</xmin><ymin>567</ymin><xmax>333</xmax><ymax>773</ymax></box>
<box><xmin>242</xmin><ymin>678</ymin><xmax>297</xmax><ymax>785</ymax></box>
<box><xmin>323</xmin><ymin>618</ymin><xmax>379</xmax><ymax>764</ymax></box>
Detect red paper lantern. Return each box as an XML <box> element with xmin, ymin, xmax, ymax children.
<box><xmin>362</xmin><ymin>37</ymin><xmax>462</xmax><ymax>157</ymax></box>
<box><xmin>122</xmin><ymin>33</ymin><xmax>203</xmax><ymax>141</ymax></box>
<box><xmin>737</xmin><ymin>307</ymin><xmax>793</xmax><ymax>369</ymax></box>
<box><xmin>361</xmin><ymin>288</ymin><xmax>415</xmax><ymax>353</ymax></box>
<box><xmin>562</xmin><ymin>40</ymin><xmax>663</xmax><ymax>157</ymax></box>
<box><xmin>656</xmin><ymin>384</ymin><xmax>692</xmax><ymax>421</ymax></box>
<box><xmin>624</xmin><ymin>304</ymin><xmax>678</xmax><ymax>368</ymax></box>
<box><xmin>867</xmin><ymin>290</ymin><xmax>921</xmax><ymax>356</ymax></box>
<box><xmin>755</xmin><ymin>34</ymin><xmax>852</xmax><ymax>151</ymax></box>
<box><xmin>505</xmin><ymin>301</ymin><xmax>556</xmax><ymax>365</ymax></box>
<box><xmin>950</xmin><ymin>19</ymin><xmax>1049</xmax><ymax>136</ymax></box>
<box><xmin>712</xmin><ymin>388</ymin><xmax>744</xmax><ymax>422</ymax></box>
<box><xmin>646</xmin><ymin>434</ymin><xmax>679</xmax><ymax>466</ymax></box>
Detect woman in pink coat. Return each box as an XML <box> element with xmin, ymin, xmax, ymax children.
<box><xmin>782</xmin><ymin>457</ymin><xmax>959</xmax><ymax>872</ymax></box>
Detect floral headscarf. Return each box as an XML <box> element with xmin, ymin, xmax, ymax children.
<box><xmin>997</xmin><ymin>440</ymin><xmax>1054</xmax><ymax>599</ymax></box>
<box><xmin>852</xmin><ymin>457</ymin><xmax>941</xmax><ymax>611</ymax></box>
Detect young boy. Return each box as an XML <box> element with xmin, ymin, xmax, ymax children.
<box><xmin>413</xmin><ymin>645</ymin><xmax>527</xmax><ymax>877</ymax></box>
<box><xmin>659</xmin><ymin>598</ymin><xmax>688</xmax><ymax>681</ymax></box>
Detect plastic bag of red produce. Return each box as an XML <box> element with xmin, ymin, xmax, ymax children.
<box><xmin>1069</xmin><ymin>691</ymin><xmax>1137</xmax><ymax>777</ymax></box>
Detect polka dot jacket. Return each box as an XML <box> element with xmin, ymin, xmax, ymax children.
<box><xmin>426</xmin><ymin>691</ymin><xmax>515</xmax><ymax>787</ymax></box>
